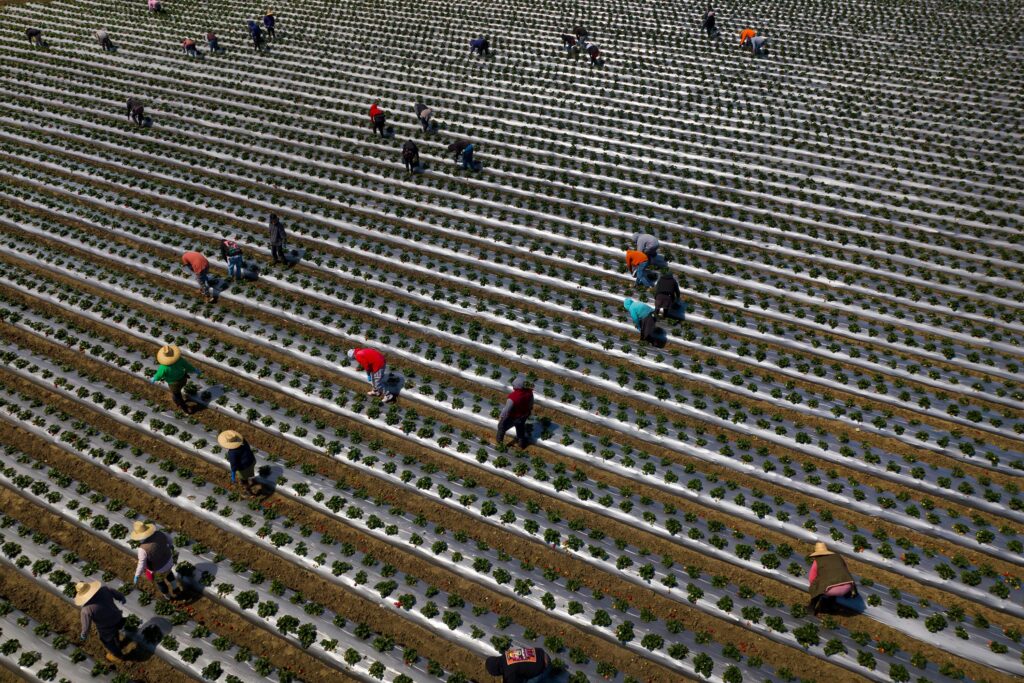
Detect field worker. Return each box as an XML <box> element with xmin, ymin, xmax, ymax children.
<box><xmin>268</xmin><ymin>213</ymin><xmax>287</xmax><ymax>264</ymax></box>
<box><xmin>147</xmin><ymin>0</ymin><xmax>164</xmax><ymax>12</ymax></box>
<box><xmin>414</xmin><ymin>101</ymin><xmax>434</xmax><ymax>132</ymax></box>
<box><xmin>75</xmin><ymin>581</ymin><xmax>132</xmax><ymax>663</ymax></box>
<box><xmin>130</xmin><ymin>522</ymin><xmax>181</xmax><ymax>599</ymax></box>
<box><xmin>623</xmin><ymin>297</ymin><xmax>654</xmax><ymax>331</ymax></box>
<box><xmin>573</xmin><ymin>25</ymin><xmax>589</xmax><ymax>44</ymax></box>
<box><xmin>654</xmin><ymin>272</ymin><xmax>681</xmax><ymax>316</ymax></box>
<box><xmin>181</xmin><ymin>250</ymin><xmax>213</xmax><ymax>302</ymax></box>
<box><xmin>560</xmin><ymin>33</ymin><xmax>578</xmax><ymax>53</ymax></box>
<box><xmin>460</xmin><ymin>142</ymin><xmax>477</xmax><ymax>170</ymax></box>
<box><xmin>402</xmin><ymin>140</ymin><xmax>420</xmax><ymax>174</ymax></box>
<box><xmin>219</xmin><ymin>237</ymin><xmax>244</xmax><ymax>281</ymax></box>
<box><xmin>808</xmin><ymin>542</ymin><xmax>858</xmax><ymax>615</ymax></box>
<box><xmin>625</xmin><ymin>249</ymin><xmax>655</xmax><ymax>287</ymax></box>
<box><xmin>95</xmin><ymin>29</ymin><xmax>114</xmax><ymax>51</ymax></box>
<box><xmin>247</xmin><ymin>20</ymin><xmax>264</xmax><ymax>50</ymax></box>
<box><xmin>739</xmin><ymin>27</ymin><xmax>756</xmax><ymax>48</ymax></box>
<box><xmin>369</xmin><ymin>102</ymin><xmax>387</xmax><ymax>137</ymax></box>
<box><xmin>485</xmin><ymin>646</ymin><xmax>551</xmax><ymax>682</ymax></box>
<box><xmin>496</xmin><ymin>376</ymin><xmax>533</xmax><ymax>449</ymax></box>
<box><xmin>181</xmin><ymin>36</ymin><xmax>198</xmax><ymax>57</ymax></box>
<box><xmin>25</xmin><ymin>28</ymin><xmax>44</xmax><ymax>45</ymax></box>
<box><xmin>702</xmin><ymin>6</ymin><xmax>719</xmax><ymax>38</ymax></box>
<box><xmin>586</xmin><ymin>43</ymin><xmax>601</xmax><ymax>65</ymax></box>
<box><xmin>150</xmin><ymin>344</ymin><xmax>201</xmax><ymax>413</ymax></box>
<box><xmin>348</xmin><ymin>347</ymin><xmax>394</xmax><ymax>400</ymax></box>
<box><xmin>447</xmin><ymin>139</ymin><xmax>470</xmax><ymax>166</ymax></box>
<box><xmin>470</xmin><ymin>35</ymin><xmax>490</xmax><ymax>56</ymax></box>
<box><xmin>632</xmin><ymin>231</ymin><xmax>659</xmax><ymax>261</ymax></box>
<box><xmin>218</xmin><ymin>430</ymin><xmax>261</xmax><ymax>495</ymax></box>
<box><xmin>126</xmin><ymin>97</ymin><xmax>145</xmax><ymax>127</ymax></box>
<box><xmin>263</xmin><ymin>9</ymin><xmax>276</xmax><ymax>39</ymax></box>
<box><xmin>206</xmin><ymin>31</ymin><xmax>222</xmax><ymax>52</ymax></box>
<box><xmin>749</xmin><ymin>34</ymin><xmax>769</xmax><ymax>56</ymax></box>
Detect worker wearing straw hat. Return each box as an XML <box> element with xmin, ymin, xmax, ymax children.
<box><xmin>807</xmin><ymin>542</ymin><xmax>857</xmax><ymax>615</ymax></box>
<box><xmin>218</xmin><ymin>430</ymin><xmax>260</xmax><ymax>495</ymax></box>
<box><xmin>130</xmin><ymin>522</ymin><xmax>181</xmax><ymax>599</ymax></box>
<box><xmin>150</xmin><ymin>344</ymin><xmax>201</xmax><ymax>413</ymax></box>
<box><xmin>75</xmin><ymin>581</ymin><xmax>131</xmax><ymax>663</ymax></box>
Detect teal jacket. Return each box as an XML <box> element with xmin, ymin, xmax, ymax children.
<box><xmin>623</xmin><ymin>298</ymin><xmax>653</xmax><ymax>327</ymax></box>
<box><xmin>151</xmin><ymin>358</ymin><xmax>197</xmax><ymax>384</ymax></box>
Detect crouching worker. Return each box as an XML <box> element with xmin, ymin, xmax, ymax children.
<box><xmin>632</xmin><ymin>231</ymin><xmax>659</xmax><ymax>261</ymax></box>
<box><xmin>496</xmin><ymin>376</ymin><xmax>533</xmax><ymax>450</ymax></box>
<box><xmin>95</xmin><ymin>29</ymin><xmax>115</xmax><ymax>51</ymax></box>
<box><xmin>624</xmin><ymin>297</ymin><xmax>657</xmax><ymax>341</ymax></box>
<box><xmin>625</xmin><ymin>249</ymin><xmax>655</xmax><ymax>287</ymax></box>
<box><xmin>808</xmin><ymin>543</ymin><xmax>858</xmax><ymax>615</ymax></box>
<box><xmin>470</xmin><ymin>35</ymin><xmax>490</xmax><ymax>57</ymax></box>
<box><xmin>560</xmin><ymin>33</ymin><xmax>578</xmax><ymax>53</ymax></box>
<box><xmin>218</xmin><ymin>430</ymin><xmax>261</xmax><ymax>496</ymax></box>
<box><xmin>414</xmin><ymin>101</ymin><xmax>434</xmax><ymax>132</ymax></box>
<box><xmin>26</xmin><ymin>28</ymin><xmax>44</xmax><ymax>45</ymax></box>
<box><xmin>586</xmin><ymin>44</ymin><xmax>601</xmax><ymax>65</ymax></box>
<box><xmin>126</xmin><ymin>97</ymin><xmax>145</xmax><ymax>126</ymax></box>
<box><xmin>654</xmin><ymin>272</ymin><xmax>684</xmax><ymax>318</ymax></box>
<box><xmin>749</xmin><ymin>34</ymin><xmax>769</xmax><ymax>56</ymax></box>
<box><xmin>182</xmin><ymin>36</ymin><xmax>198</xmax><ymax>57</ymax></box>
<box><xmin>485</xmin><ymin>646</ymin><xmax>551</xmax><ymax>682</ymax></box>
<box><xmin>130</xmin><ymin>522</ymin><xmax>181</xmax><ymax>600</ymax></box>
<box><xmin>76</xmin><ymin>581</ymin><xmax>133</xmax><ymax>663</ymax></box>
<box><xmin>150</xmin><ymin>344</ymin><xmax>202</xmax><ymax>413</ymax></box>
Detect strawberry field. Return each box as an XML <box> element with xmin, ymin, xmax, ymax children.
<box><xmin>0</xmin><ymin>0</ymin><xmax>1021</xmax><ymax>681</ymax></box>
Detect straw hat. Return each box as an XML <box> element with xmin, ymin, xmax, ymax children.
<box><xmin>809</xmin><ymin>542</ymin><xmax>834</xmax><ymax>557</ymax></box>
<box><xmin>73</xmin><ymin>581</ymin><xmax>102</xmax><ymax>607</ymax></box>
<box><xmin>156</xmin><ymin>344</ymin><xmax>181</xmax><ymax>366</ymax></box>
<box><xmin>217</xmin><ymin>430</ymin><xmax>244</xmax><ymax>449</ymax></box>
<box><xmin>129</xmin><ymin>521</ymin><xmax>157</xmax><ymax>542</ymax></box>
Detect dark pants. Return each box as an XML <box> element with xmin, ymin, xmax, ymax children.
<box><xmin>404</xmin><ymin>155</ymin><xmax>419</xmax><ymax>173</ymax></box>
<box><xmin>98</xmin><ymin>616</ymin><xmax>126</xmax><ymax>658</ymax></box>
<box><xmin>373</xmin><ymin>120</ymin><xmax>385</xmax><ymax>136</ymax></box>
<box><xmin>101</xmin><ymin>37</ymin><xmax>114</xmax><ymax>50</ymax></box>
<box><xmin>419</xmin><ymin>117</ymin><xmax>431</xmax><ymax>132</ymax></box>
<box><xmin>251</xmin><ymin>35</ymin><xmax>263</xmax><ymax>50</ymax></box>
<box><xmin>271</xmin><ymin>242</ymin><xmax>286</xmax><ymax>263</ymax></box>
<box><xmin>184</xmin><ymin>45</ymin><xmax>197</xmax><ymax>56</ymax></box>
<box><xmin>498</xmin><ymin>417</ymin><xmax>529</xmax><ymax>447</ymax></box>
<box><xmin>265</xmin><ymin>25</ymin><xmax>275</xmax><ymax>38</ymax></box>
<box><xmin>208</xmin><ymin>39</ymin><xmax>221</xmax><ymax>51</ymax></box>
<box><xmin>169</xmin><ymin>377</ymin><xmax>188</xmax><ymax>410</ymax></box>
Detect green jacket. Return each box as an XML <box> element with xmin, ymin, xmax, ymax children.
<box><xmin>809</xmin><ymin>553</ymin><xmax>854</xmax><ymax>599</ymax></box>
<box><xmin>151</xmin><ymin>358</ymin><xmax>197</xmax><ymax>384</ymax></box>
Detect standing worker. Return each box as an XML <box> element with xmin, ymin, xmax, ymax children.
<box><xmin>268</xmin><ymin>213</ymin><xmax>287</xmax><ymax>265</ymax></box>
<box><xmin>219</xmin><ymin>237</ymin><xmax>245</xmax><ymax>282</ymax></box>
<box><xmin>150</xmin><ymin>344</ymin><xmax>202</xmax><ymax>413</ymax></box>
<box><xmin>496</xmin><ymin>376</ymin><xmax>533</xmax><ymax>449</ymax></box>
<box><xmin>247</xmin><ymin>20</ymin><xmax>265</xmax><ymax>50</ymax></box>
<box><xmin>263</xmin><ymin>9</ymin><xmax>276</xmax><ymax>39</ymax></box>
<box><xmin>347</xmin><ymin>348</ymin><xmax>394</xmax><ymax>401</ymax></box>
<box><xmin>130</xmin><ymin>522</ymin><xmax>181</xmax><ymax>600</ymax></box>
<box><xmin>625</xmin><ymin>248</ymin><xmax>655</xmax><ymax>287</ymax></box>
<box><xmin>702</xmin><ymin>6</ymin><xmax>719</xmax><ymax>39</ymax></box>
<box><xmin>808</xmin><ymin>543</ymin><xmax>858</xmax><ymax>615</ymax></box>
<box><xmin>414</xmin><ymin>101</ymin><xmax>434</xmax><ymax>132</ymax></box>
<box><xmin>402</xmin><ymin>140</ymin><xmax>420</xmax><ymax>174</ymax></box>
<box><xmin>206</xmin><ymin>30</ymin><xmax>222</xmax><ymax>52</ymax></box>
<box><xmin>369</xmin><ymin>102</ymin><xmax>387</xmax><ymax>137</ymax></box>
<box><xmin>181</xmin><ymin>250</ymin><xmax>213</xmax><ymax>302</ymax></box>
<box><xmin>218</xmin><ymin>430</ymin><xmax>261</xmax><ymax>496</ymax></box>
<box><xmin>75</xmin><ymin>581</ymin><xmax>132</xmax><ymax>663</ymax></box>
<box><xmin>485</xmin><ymin>646</ymin><xmax>551</xmax><ymax>682</ymax></box>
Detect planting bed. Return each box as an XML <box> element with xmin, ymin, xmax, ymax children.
<box><xmin>0</xmin><ymin>0</ymin><xmax>1021</xmax><ymax>681</ymax></box>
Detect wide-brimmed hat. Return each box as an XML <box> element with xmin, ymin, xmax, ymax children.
<box><xmin>73</xmin><ymin>581</ymin><xmax>102</xmax><ymax>607</ymax></box>
<box><xmin>129</xmin><ymin>521</ymin><xmax>157</xmax><ymax>541</ymax></box>
<box><xmin>218</xmin><ymin>430</ymin><xmax>244</xmax><ymax>449</ymax></box>
<box><xmin>156</xmin><ymin>344</ymin><xmax>181</xmax><ymax>366</ymax></box>
<box><xmin>809</xmin><ymin>542</ymin><xmax>834</xmax><ymax>557</ymax></box>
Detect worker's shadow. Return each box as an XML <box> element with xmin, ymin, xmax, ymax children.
<box><xmin>380</xmin><ymin>372</ymin><xmax>406</xmax><ymax>399</ymax></box>
<box><xmin>126</xmin><ymin>616</ymin><xmax>172</xmax><ymax>662</ymax></box>
<box><xmin>140</xmin><ymin>116</ymin><xmax>154</xmax><ymax>128</ymax></box>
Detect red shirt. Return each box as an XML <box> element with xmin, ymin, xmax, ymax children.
<box><xmin>369</xmin><ymin>104</ymin><xmax>382</xmax><ymax>120</ymax></box>
<box><xmin>353</xmin><ymin>348</ymin><xmax>386</xmax><ymax>372</ymax></box>
<box><xmin>181</xmin><ymin>251</ymin><xmax>209</xmax><ymax>274</ymax></box>
<box><xmin>507</xmin><ymin>388</ymin><xmax>533</xmax><ymax>420</ymax></box>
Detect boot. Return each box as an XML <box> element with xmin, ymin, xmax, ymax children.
<box><xmin>106</xmin><ymin>653</ymin><xmax>124</xmax><ymax>664</ymax></box>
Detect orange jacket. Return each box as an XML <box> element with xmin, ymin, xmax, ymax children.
<box><xmin>739</xmin><ymin>28</ymin><xmax>756</xmax><ymax>45</ymax></box>
<box><xmin>181</xmin><ymin>251</ymin><xmax>209</xmax><ymax>274</ymax></box>
<box><xmin>625</xmin><ymin>250</ymin><xmax>648</xmax><ymax>273</ymax></box>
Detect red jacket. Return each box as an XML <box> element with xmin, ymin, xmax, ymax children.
<box><xmin>507</xmin><ymin>388</ymin><xmax>534</xmax><ymax>420</ymax></box>
<box><xmin>369</xmin><ymin>104</ymin><xmax>383</xmax><ymax>120</ymax></box>
<box><xmin>353</xmin><ymin>348</ymin><xmax>386</xmax><ymax>372</ymax></box>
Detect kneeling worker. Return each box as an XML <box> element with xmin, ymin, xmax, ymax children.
<box><xmin>485</xmin><ymin>646</ymin><xmax>551</xmax><ymax>682</ymax></box>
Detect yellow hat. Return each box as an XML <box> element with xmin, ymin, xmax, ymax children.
<box><xmin>73</xmin><ymin>581</ymin><xmax>102</xmax><ymax>607</ymax></box>
<box><xmin>129</xmin><ymin>521</ymin><xmax>157</xmax><ymax>541</ymax></box>
<box><xmin>218</xmin><ymin>430</ymin><xmax>244</xmax><ymax>449</ymax></box>
<box><xmin>809</xmin><ymin>542</ymin><xmax>834</xmax><ymax>557</ymax></box>
<box><xmin>156</xmin><ymin>344</ymin><xmax>181</xmax><ymax>366</ymax></box>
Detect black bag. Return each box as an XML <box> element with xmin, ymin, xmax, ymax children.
<box><xmin>639</xmin><ymin>315</ymin><xmax>657</xmax><ymax>342</ymax></box>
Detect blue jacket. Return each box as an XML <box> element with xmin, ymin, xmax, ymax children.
<box><xmin>247</xmin><ymin>21</ymin><xmax>261</xmax><ymax>36</ymax></box>
<box><xmin>623</xmin><ymin>298</ymin><xmax>653</xmax><ymax>327</ymax></box>
<box><xmin>263</xmin><ymin>14</ymin><xmax>275</xmax><ymax>28</ymax></box>
<box><xmin>226</xmin><ymin>442</ymin><xmax>256</xmax><ymax>474</ymax></box>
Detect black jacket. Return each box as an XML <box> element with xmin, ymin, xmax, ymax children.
<box><xmin>655</xmin><ymin>274</ymin><xmax>680</xmax><ymax>299</ymax></box>
<box><xmin>269</xmin><ymin>215</ymin><xmax>286</xmax><ymax>245</ymax></box>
